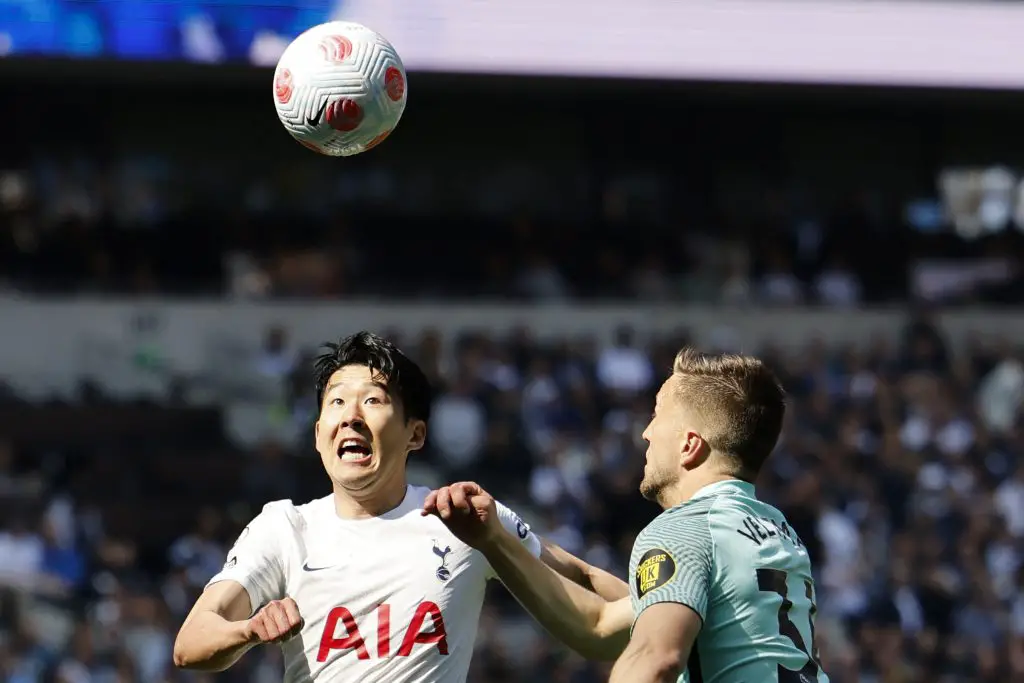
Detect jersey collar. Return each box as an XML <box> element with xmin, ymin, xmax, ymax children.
<box><xmin>689</xmin><ymin>478</ymin><xmax>755</xmax><ymax>501</ymax></box>
<box><xmin>329</xmin><ymin>485</ymin><xmax>416</xmax><ymax>523</ymax></box>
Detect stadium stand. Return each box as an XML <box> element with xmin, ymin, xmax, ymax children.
<box><xmin>3</xmin><ymin>43</ymin><xmax>1024</xmax><ymax>683</ymax></box>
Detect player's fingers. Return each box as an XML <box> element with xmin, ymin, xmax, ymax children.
<box><xmin>268</xmin><ymin>603</ymin><xmax>293</xmax><ymax>639</ymax></box>
<box><xmin>256</xmin><ymin>611</ymin><xmax>280</xmax><ymax>641</ymax></box>
<box><xmin>450</xmin><ymin>485</ymin><xmax>470</xmax><ymax>513</ymax></box>
<box><xmin>463</xmin><ymin>481</ymin><xmax>484</xmax><ymax>495</ymax></box>
<box><xmin>281</xmin><ymin>598</ymin><xmax>303</xmax><ymax>629</ymax></box>
<box><xmin>421</xmin><ymin>489</ymin><xmax>439</xmax><ymax>515</ymax></box>
<box><xmin>436</xmin><ymin>487</ymin><xmax>453</xmax><ymax>518</ymax></box>
<box><xmin>451</xmin><ymin>481</ymin><xmax>482</xmax><ymax>495</ymax></box>
<box><xmin>470</xmin><ymin>493</ymin><xmax>494</xmax><ymax>511</ymax></box>
<box><xmin>287</xmin><ymin>619</ymin><xmax>305</xmax><ymax>639</ymax></box>
<box><xmin>420</xmin><ymin>491</ymin><xmax>442</xmax><ymax>520</ymax></box>
<box><xmin>274</xmin><ymin>604</ymin><xmax>296</xmax><ymax>636</ymax></box>
<box><xmin>249</xmin><ymin>615</ymin><xmax>269</xmax><ymax>642</ymax></box>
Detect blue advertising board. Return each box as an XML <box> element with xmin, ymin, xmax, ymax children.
<box><xmin>3</xmin><ymin>0</ymin><xmax>1024</xmax><ymax>88</ymax></box>
<box><xmin>0</xmin><ymin>0</ymin><xmax>337</xmax><ymax>63</ymax></box>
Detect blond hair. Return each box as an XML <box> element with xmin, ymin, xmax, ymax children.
<box><xmin>671</xmin><ymin>348</ymin><xmax>786</xmax><ymax>479</ymax></box>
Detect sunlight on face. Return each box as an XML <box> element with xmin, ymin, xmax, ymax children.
<box><xmin>314</xmin><ymin>364</ymin><xmax>424</xmax><ymax>496</ymax></box>
<box><xmin>639</xmin><ymin>379</ymin><xmax>684</xmax><ymax>502</ymax></box>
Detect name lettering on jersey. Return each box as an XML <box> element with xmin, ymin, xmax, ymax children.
<box><xmin>432</xmin><ymin>541</ymin><xmax>453</xmax><ymax>582</ymax></box>
<box><xmin>317</xmin><ymin>601</ymin><xmax>449</xmax><ymax>662</ymax></box>
<box><xmin>634</xmin><ymin>547</ymin><xmax>676</xmax><ymax>599</ymax></box>
<box><xmin>735</xmin><ymin>515</ymin><xmax>804</xmax><ymax>549</ymax></box>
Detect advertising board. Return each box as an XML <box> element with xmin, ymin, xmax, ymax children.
<box><xmin>2</xmin><ymin>1</ymin><xmax>1023</xmax><ymax>88</ymax></box>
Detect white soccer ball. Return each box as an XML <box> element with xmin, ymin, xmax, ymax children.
<box><xmin>273</xmin><ymin>22</ymin><xmax>407</xmax><ymax>157</ymax></box>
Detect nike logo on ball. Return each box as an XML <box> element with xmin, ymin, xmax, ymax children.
<box><xmin>306</xmin><ymin>100</ymin><xmax>328</xmax><ymax>126</ymax></box>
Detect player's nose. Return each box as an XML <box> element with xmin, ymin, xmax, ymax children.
<box><xmin>338</xmin><ymin>403</ymin><xmax>366</xmax><ymax>428</ymax></box>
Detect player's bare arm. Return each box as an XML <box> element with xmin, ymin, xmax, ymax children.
<box><xmin>608</xmin><ymin>602</ymin><xmax>701</xmax><ymax>683</ymax></box>
<box><xmin>423</xmin><ymin>482</ymin><xmax>631</xmax><ymax>659</ymax></box>
<box><xmin>173</xmin><ymin>580</ymin><xmax>302</xmax><ymax>671</ymax></box>
<box><xmin>484</xmin><ymin>520</ymin><xmax>633</xmax><ymax>659</ymax></box>
<box><xmin>540</xmin><ymin>540</ymin><xmax>630</xmax><ymax>600</ymax></box>
<box><xmin>426</xmin><ymin>482</ymin><xmax>628</xmax><ymax>598</ymax></box>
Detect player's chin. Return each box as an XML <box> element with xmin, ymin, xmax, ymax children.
<box><xmin>330</xmin><ymin>456</ymin><xmax>380</xmax><ymax>487</ymax></box>
<box><xmin>638</xmin><ymin>475</ymin><xmax>660</xmax><ymax>502</ymax></box>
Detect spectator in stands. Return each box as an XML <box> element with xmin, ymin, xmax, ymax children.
<box><xmin>431</xmin><ymin>374</ymin><xmax>487</xmax><ymax>476</ymax></box>
<box><xmin>168</xmin><ymin>507</ymin><xmax>225</xmax><ymax>592</ymax></box>
<box><xmin>1</xmin><ymin>321</ymin><xmax>1022</xmax><ymax>682</ymax></box>
<box><xmin>596</xmin><ymin>326</ymin><xmax>653</xmax><ymax>396</ymax></box>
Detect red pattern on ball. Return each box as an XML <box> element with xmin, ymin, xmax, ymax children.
<box><xmin>384</xmin><ymin>66</ymin><xmax>405</xmax><ymax>102</ymax></box>
<box><xmin>318</xmin><ymin>35</ymin><xmax>353</xmax><ymax>63</ymax></box>
<box><xmin>326</xmin><ymin>99</ymin><xmax>364</xmax><ymax>132</ymax></box>
<box><xmin>274</xmin><ymin>68</ymin><xmax>293</xmax><ymax>104</ymax></box>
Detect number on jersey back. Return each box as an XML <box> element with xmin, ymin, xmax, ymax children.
<box><xmin>628</xmin><ymin>480</ymin><xmax>829</xmax><ymax>683</ymax></box>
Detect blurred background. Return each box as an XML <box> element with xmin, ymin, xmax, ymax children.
<box><xmin>2</xmin><ymin>1</ymin><xmax>1024</xmax><ymax>682</ymax></box>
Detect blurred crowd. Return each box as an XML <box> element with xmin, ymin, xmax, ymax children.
<box><xmin>2</xmin><ymin>161</ymin><xmax>1023</xmax><ymax>306</ymax></box>
<box><xmin>4</xmin><ymin>9</ymin><xmax>1024</xmax><ymax>683</ymax></box>
<box><xmin>1</xmin><ymin>316</ymin><xmax>1023</xmax><ymax>683</ymax></box>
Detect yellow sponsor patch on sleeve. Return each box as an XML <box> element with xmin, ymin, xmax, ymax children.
<box><xmin>634</xmin><ymin>547</ymin><xmax>677</xmax><ymax>599</ymax></box>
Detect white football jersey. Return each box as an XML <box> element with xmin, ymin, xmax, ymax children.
<box><xmin>206</xmin><ymin>485</ymin><xmax>542</xmax><ymax>683</ymax></box>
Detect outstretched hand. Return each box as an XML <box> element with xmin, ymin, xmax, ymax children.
<box><xmin>421</xmin><ymin>481</ymin><xmax>500</xmax><ymax>548</ymax></box>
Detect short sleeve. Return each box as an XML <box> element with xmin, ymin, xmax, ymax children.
<box><xmin>485</xmin><ymin>500</ymin><xmax>542</xmax><ymax>580</ymax></box>
<box><xmin>630</xmin><ymin>508</ymin><xmax>714</xmax><ymax>625</ymax></box>
<box><xmin>205</xmin><ymin>502</ymin><xmax>289</xmax><ymax>616</ymax></box>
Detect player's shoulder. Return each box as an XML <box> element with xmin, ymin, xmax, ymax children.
<box><xmin>636</xmin><ymin>498</ymin><xmax>715</xmax><ymax>554</ymax></box>
<box><xmin>255</xmin><ymin>496</ymin><xmax>332</xmax><ymax>531</ymax></box>
<box><xmin>678</xmin><ymin>480</ymin><xmax>769</xmax><ymax>524</ymax></box>
<box><xmin>699</xmin><ymin>483</ymin><xmax>785</xmax><ymax>528</ymax></box>
<box><xmin>637</xmin><ymin>482</ymin><xmax>764</xmax><ymax>547</ymax></box>
<box><xmin>648</xmin><ymin>494</ymin><xmax>717</xmax><ymax>529</ymax></box>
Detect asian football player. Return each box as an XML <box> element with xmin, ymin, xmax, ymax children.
<box><xmin>172</xmin><ymin>331</ymin><xmax>628</xmax><ymax>682</ymax></box>
<box><xmin>426</xmin><ymin>349</ymin><xmax>830</xmax><ymax>683</ymax></box>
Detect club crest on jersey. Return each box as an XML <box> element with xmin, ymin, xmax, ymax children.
<box><xmin>432</xmin><ymin>540</ymin><xmax>452</xmax><ymax>582</ymax></box>
<box><xmin>635</xmin><ymin>547</ymin><xmax>676</xmax><ymax>599</ymax></box>
<box><xmin>514</xmin><ymin>516</ymin><xmax>530</xmax><ymax>540</ymax></box>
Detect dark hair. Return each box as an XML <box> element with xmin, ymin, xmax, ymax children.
<box><xmin>313</xmin><ymin>331</ymin><xmax>432</xmax><ymax>422</ymax></box>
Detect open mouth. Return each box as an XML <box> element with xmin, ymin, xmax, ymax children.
<box><xmin>337</xmin><ymin>439</ymin><xmax>372</xmax><ymax>464</ymax></box>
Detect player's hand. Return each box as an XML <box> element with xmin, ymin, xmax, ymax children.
<box><xmin>421</xmin><ymin>481</ymin><xmax>500</xmax><ymax>548</ymax></box>
<box><xmin>245</xmin><ymin>597</ymin><xmax>304</xmax><ymax>644</ymax></box>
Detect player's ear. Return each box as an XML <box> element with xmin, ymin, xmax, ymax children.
<box><xmin>314</xmin><ymin>419</ymin><xmax>321</xmax><ymax>441</ymax></box>
<box><xmin>407</xmin><ymin>420</ymin><xmax>427</xmax><ymax>452</ymax></box>
<box><xmin>679</xmin><ymin>429</ymin><xmax>708</xmax><ymax>470</ymax></box>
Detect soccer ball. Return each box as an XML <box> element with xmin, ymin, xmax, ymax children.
<box><xmin>273</xmin><ymin>22</ymin><xmax>407</xmax><ymax>157</ymax></box>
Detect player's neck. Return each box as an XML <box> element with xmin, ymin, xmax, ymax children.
<box><xmin>660</xmin><ymin>471</ymin><xmax>740</xmax><ymax>509</ymax></box>
<box><xmin>332</xmin><ymin>480</ymin><xmax>409</xmax><ymax>519</ymax></box>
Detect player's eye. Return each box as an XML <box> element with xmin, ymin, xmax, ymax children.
<box><xmin>365</xmin><ymin>396</ymin><xmax>382</xmax><ymax>405</ymax></box>
<box><xmin>330</xmin><ymin>398</ymin><xmax>343</xmax><ymax>405</ymax></box>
